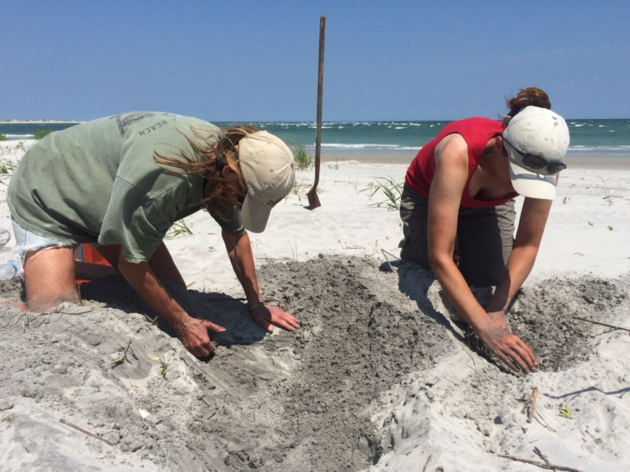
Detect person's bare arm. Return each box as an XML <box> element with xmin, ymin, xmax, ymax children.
<box><xmin>485</xmin><ymin>196</ymin><xmax>553</xmax><ymax>324</ymax></box>
<box><xmin>222</xmin><ymin>230</ymin><xmax>300</xmax><ymax>332</ymax></box>
<box><xmin>427</xmin><ymin>134</ymin><xmax>537</xmax><ymax>372</ymax></box>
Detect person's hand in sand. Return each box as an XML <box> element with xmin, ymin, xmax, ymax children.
<box><xmin>176</xmin><ymin>316</ymin><xmax>227</xmax><ymax>357</ymax></box>
<box><xmin>398</xmin><ymin>88</ymin><xmax>570</xmax><ymax>373</ymax></box>
<box><xmin>250</xmin><ymin>303</ymin><xmax>300</xmax><ymax>332</ymax></box>
<box><xmin>8</xmin><ymin>113</ymin><xmax>299</xmax><ymax>359</ymax></box>
<box><xmin>477</xmin><ymin>322</ymin><xmax>537</xmax><ymax>372</ymax></box>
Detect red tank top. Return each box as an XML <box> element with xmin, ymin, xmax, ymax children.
<box><xmin>405</xmin><ymin>117</ymin><xmax>518</xmax><ymax>209</ymax></box>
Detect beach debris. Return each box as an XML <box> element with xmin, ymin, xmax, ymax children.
<box><xmin>129</xmin><ymin>381</ymin><xmax>137</xmax><ymax>394</ymax></box>
<box><xmin>143</xmin><ymin>313</ymin><xmax>159</xmax><ymax>325</ymax></box>
<box><xmin>111</xmin><ymin>340</ymin><xmax>132</xmax><ymax>366</ymax></box>
<box><xmin>497</xmin><ymin>453</ymin><xmax>583</xmax><ymax>472</ymax></box>
<box><xmin>608</xmin><ymin>225</ymin><xmax>613</xmax><ymax>231</ymax></box>
<box><xmin>160</xmin><ymin>360</ymin><xmax>168</xmax><ymax>379</ymax></box>
<box><xmin>559</xmin><ymin>404</ymin><xmax>574</xmax><ymax>419</ymax></box>
<box><xmin>572</xmin><ymin>315</ymin><xmax>630</xmax><ymax>333</ymax></box>
<box><xmin>380</xmin><ymin>249</ymin><xmax>401</xmax><ymax>272</ymax></box>
<box><xmin>534</xmin><ymin>447</ymin><xmax>557</xmax><ymax>472</ymax></box>
<box><xmin>59</xmin><ymin>418</ymin><xmax>120</xmax><ymax>449</ymax></box>
<box><xmin>147</xmin><ymin>355</ymin><xmax>160</xmax><ymax>361</ymax></box>
<box><xmin>421</xmin><ymin>453</ymin><xmax>433</xmax><ymax>472</ymax></box>
<box><xmin>534</xmin><ymin>447</ymin><xmax>558</xmax><ymax>471</ymax></box>
<box><xmin>520</xmin><ymin>387</ymin><xmax>539</xmax><ymax>423</ymax></box>
<box><xmin>588</xmin><ymin>221</ymin><xmax>594</xmax><ymax>226</ymax></box>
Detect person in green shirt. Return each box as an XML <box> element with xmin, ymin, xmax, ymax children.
<box><xmin>8</xmin><ymin>112</ymin><xmax>299</xmax><ymax>357</ymax></box>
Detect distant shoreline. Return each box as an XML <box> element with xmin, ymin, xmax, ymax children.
<box><xmin>0</xmin><ymin>120</ymin><xmax>83</xmax><ymax>124</ymax></box>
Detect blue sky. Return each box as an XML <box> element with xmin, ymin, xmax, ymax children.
<box><xmin>3</xmin><ymin>1</ymin><xmax>629</xmax><ymax>121</ymax></box>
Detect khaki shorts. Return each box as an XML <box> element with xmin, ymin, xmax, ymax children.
<box><xmin>398</xmin><ymin>184</ymin><xmax>516</xmax><ymax>287</ymax></box>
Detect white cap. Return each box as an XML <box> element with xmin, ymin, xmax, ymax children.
<box><xmin>503</xmin><ymin>106</ymin><xmax>570</xmax><ymax>200</ymax></box>
<box><xmin>238</xmin><ymin>131</ymin><xmax>295</xmax><ymax>233</ymax></box>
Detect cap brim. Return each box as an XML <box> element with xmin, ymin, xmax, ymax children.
<box><xmin>508</xmin><ymin>158</ymin><xmax>557</xmax><ymax>200</ymax></box>
<box><xmin>240</xmin><ymin>195</ymin><xmax>271</xmax><ymax>233</ymax></box>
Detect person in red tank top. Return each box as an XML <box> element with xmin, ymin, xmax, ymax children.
<box><xmin>399</xmin><ymin>88</ymin><xmax>570</xmax><ymax>373</ymax></box>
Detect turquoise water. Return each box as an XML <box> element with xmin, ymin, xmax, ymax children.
<box><xmin>2</xmin><ymin>119</ymin><xmax>629</xmax><ymax>157</ymax></box>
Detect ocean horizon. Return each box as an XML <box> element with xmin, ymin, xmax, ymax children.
<box><xmin>2</xmin><ymin>119</ymin><xmax>629</xmax><ymax>157</ymax></box>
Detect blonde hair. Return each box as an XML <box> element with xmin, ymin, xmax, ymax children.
<box><xmin>154</xmin><ymin>125</ymin><xmax>258</xmax><ymax>219</ymax></box>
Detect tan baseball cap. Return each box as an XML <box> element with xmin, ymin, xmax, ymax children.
<box><xmin>238</xmin><ymin>131</ymin><xmax>295</xmax><ymax>233</ymax></box>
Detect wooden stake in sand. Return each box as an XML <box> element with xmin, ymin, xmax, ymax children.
<box><xmin>59</xmin><ymin>419</ymin><xmax>120</xmax><ymax>449</ymax></box>
<box><xmin>572</xmin><ymin>316</ymin><xmax>630</xmax><ymax>333</ymax></box>
<box><xmin>307</xmin><ymin>15</ymin><xmax>326</xmax><ymax>210</ymax></box>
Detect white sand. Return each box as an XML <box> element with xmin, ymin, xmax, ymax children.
<box><xmin>0</xmin><ymin>139</ymin><xmax>629</xmax><ymax>471</ymax></box>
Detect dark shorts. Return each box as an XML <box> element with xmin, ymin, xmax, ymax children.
<box><xmin>398</xmin><ymin>184</ymin><xmax>516</xmax><ymax>286</ymax></box>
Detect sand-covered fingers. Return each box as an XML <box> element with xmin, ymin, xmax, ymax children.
<box><xmin>176</xmin><ymin>317</ymin><xmax>226</xmax><ymax>358</ymax></box>
<box><xmin>480</xmin><ymin>324</ymin><xmax>537</xmax><ymax>373</ymax></box>
<box><xmin>251</xmin><ymin>305</ymin><xmax>300</xmax><ymax>333</ymax></box>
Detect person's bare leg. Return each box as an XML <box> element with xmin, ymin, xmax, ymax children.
<box><xmin>23</xmin><ymin>247</ymin><xmax>80</xmax><ymax>312</ymax></box>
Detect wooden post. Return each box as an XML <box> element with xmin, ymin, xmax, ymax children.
<box><xmin>307</xmin><ymin>15</ymin><xmax>325</xmax><ymax>210</ymax></box>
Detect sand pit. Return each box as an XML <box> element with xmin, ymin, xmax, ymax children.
<box><xmin>0</xmin><ymin>257</ymin><xmax>629</xmax><ymax>471</ymax></box>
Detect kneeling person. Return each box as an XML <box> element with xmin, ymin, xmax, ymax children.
<box><xmin>8</xmin><ymin>112</ymin><xmax>300</xmax><ymax>357</ymax></box>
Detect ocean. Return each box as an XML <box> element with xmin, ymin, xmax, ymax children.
<box><xmin>2</xmin><ymin>119</ymin><xmax>629</xmax><ymax>157</ymax></box>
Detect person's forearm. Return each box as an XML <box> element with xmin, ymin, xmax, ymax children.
<box><xmin>487</xmin><ymin>245</ymin><xmax>539</xmax><ymax>313</ymax></box>
<box><xmin>117</xmin><ymin>258</ymin><xmax>190</xmax><ymax>331</ymax></box>
<box><xmin>222</xmin><ymin>231</ymin><xmax>262</xmax><ymax>307</ymax></box>
<box><xmin>430</xmin><ymin>254</ymin><xmax>492</xmax><ymax>332</ymax></box>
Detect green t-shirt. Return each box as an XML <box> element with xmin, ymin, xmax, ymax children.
<box><xmin>8</xmin><ymin>112</ymin><xmax>245</xmax><ymax>263</ymax></box>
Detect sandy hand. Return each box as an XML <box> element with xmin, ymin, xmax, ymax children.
<box><xmin>487</xmin><ymin>309</ymin><xmax>510</xmax><ymax>332</ymax></box>
<box><xmin>479</xmin><ymin>323</ymin><xmax>537</xmax><ymax>373</ymax></box>
<box><xmin>176</xmin><ymin>317</ymin><xmax>226</xmax><ymax>358</ymax></box>
<box><xmin>251</xmin><ymin>305</ymin><xmax>300</xmax><ymax>333</ymax></box>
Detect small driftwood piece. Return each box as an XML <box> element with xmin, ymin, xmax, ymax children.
<box><xmin>421</xmin><ymin>453</ymin><xmax>432</xmax><ymax>472</ymax></box>
<box><xmin>520</xmin><ymin>387</ymin><xmax>539</xmax><ymax>423</ymax></box>
<box><xmin>381</xmin><ymin>249</ymin><xmax>401</xmax><ymax>272</ymax></box>
<box><xmin>572</xmin><ymin>316</ymin><xmax>630</xmax><ymax>333</ymax></box>
<box><xmin>111</xmin><ymin>340</ymin><xmax>132</xmax><ymax>366</ymax></box>
<box><xmin>59</xmin><ymin>419</ymin><xmax>120</xmax><ymax>449</ymax></box>
<box><xmin>497</xmin><ymin>454</ymin><xmax>583</xmax><ymax>472</ymax></box>
<box><xmin>534</xmin><ymin>447</ymin><xmax>557</xmax><ymax>472</ymax></box>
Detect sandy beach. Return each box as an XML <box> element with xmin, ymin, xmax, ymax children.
<box><xmin>0</xmin><ymin>140</ymin><xmax>629</xmax><ymax>471</ymax></box>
